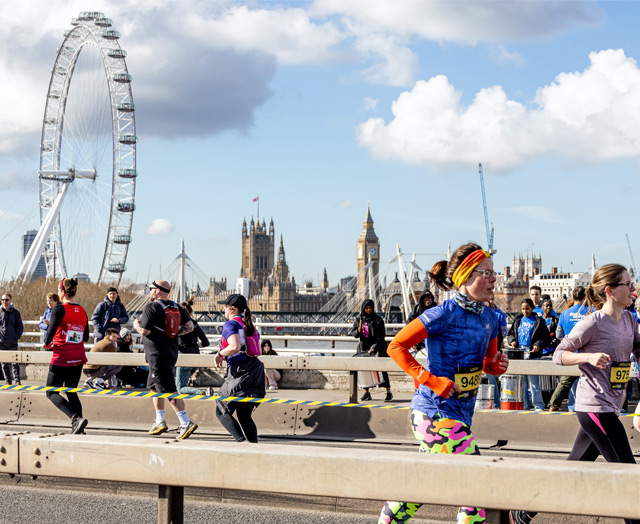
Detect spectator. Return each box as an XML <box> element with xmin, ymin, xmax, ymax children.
<box><xmin>529</xmin><ymin>285</ymin><xmax>542</xmax><ymax>310</ymax></box>
<box><xmin>43</xmin><ymin>278</ymin><xmax>89</xmax><ymax>434</ymax></box>
<box><xmin>39</xmin><ymin>293</ymin><xmax>60</xmax><ymax>336</ymax></box>
<box><xmin>533</xmin><ymin>292</ymin><xmax>557</xmax><ymax>317</ymax></box>
<box><xmin>0</xmin><ymin>293</ymin><xmax>24</xmax><ymax>386</ymax></box>
<box><xmin>133</xmin><ymin>280</ymin><xmax>198</xmax><ymax>440</ymax></box>
<box><xmin>507</xmin><ymin>298</ymin><xmax>551</xmax><ymax>411</ymax></box>
<box><xmin>91</xmin><ymin>287</ymin><xmax>129</xmax><ymax>342</ymax></box>
<box><xmin>115</xmin><ymin>327</ymin><xmax>148</xmax><ymax>388</ymax></box>
<box><xmin>261</xmin><ymin>339</ymin><xmax>282</xmax><ymax>390</ymax></box>
<box><xmin>548</xmin><ymin>286</ymin><xmax>594</xmax><ymax>412</ymax></box>
<box><xmin>351</xmin><ymin>298</ymin><xmax>392</xmax><ymax>402</ymax></box>
<box><xmin>407</xmin><ymin>291</ymin><xmax>437</xmax><ymax>354</ymax></box>
<box><xmin>83</xmin><ymin>328</ymin><xmax>122</xmax><ymax>390</ymax></box>
<box><xmin>215</xmin><ymin>294</ymin><xmax>265</xmax><ymax>443</ymax></box>
<box><xmin>540</xmin><ymin>298</ymin><xmax>561</xmax><ymax>357</ymax></box>
<box><xmin>176</xmin><ymin>298</ymin><xmax>210</xmax><ymax>395</ymax></box>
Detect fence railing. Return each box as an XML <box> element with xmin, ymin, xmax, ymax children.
<box><xmin>0</xmin><ymin>351</ymin><xmax>580</xmax><ymax>404</ymax></box>
<box><xmin>1</xmin><ymin>431</ymin><xmax>639</xmax><ymax>524</ymax></box>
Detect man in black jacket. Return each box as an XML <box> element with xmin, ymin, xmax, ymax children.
<box><xmin>0</xmin><ymin>293</ymin><xmax>24</xmax><ymax>385</ymax></box>
<box><xmin>91</xmin><ymin>287</ymin><xmax>129</xmax><ymax>342</ymax></box>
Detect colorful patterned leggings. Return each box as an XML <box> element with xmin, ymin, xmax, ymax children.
<box><xmin>378</xmin><ymin>410</ymin><xmax>485</xmax><ymax>524</ymax></box>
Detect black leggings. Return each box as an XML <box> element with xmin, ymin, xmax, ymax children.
<box><xmin>46</xmin><ymin>364</ymin><xmax>83</xmax><ymax>420</ymax></box>
<box><xmin>215</xmin><ymin>403</ymin><xmax>259</xmax><ymax>443</ymax></box>
<box><xmin>525</xmin><ymin>411</ymin><xmax>639</xmax><ymax>524</ymax></box>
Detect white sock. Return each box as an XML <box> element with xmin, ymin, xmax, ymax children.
<box><xmin>155</xmin><ymin>410</ymin><xmax>165</xmax><ymax>423</ymax></box>
<box><xmin>176</xmin><ymin>410</ymin><xmax>190</xmax><ymax>426</ymax></box>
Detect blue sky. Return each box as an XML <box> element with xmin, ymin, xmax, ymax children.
<box><xmin>1</xmin><ymin>1</ymin><xmax>640</xmax><ymax>287</ymax></box>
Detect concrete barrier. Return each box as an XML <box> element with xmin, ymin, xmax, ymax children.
<box><xmin>2</xmin><ymin>431</ymin><xmax>640</xmax><ymax>523</ymax></box>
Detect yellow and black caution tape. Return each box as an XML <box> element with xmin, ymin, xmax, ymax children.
<box><xmin>2</xmin><ymin>384</ymin><xmax>639</xmax><ymax>416</ymax></box>
<box><xmin>0</xmin><ymin>384</ymin><xmax>409</xmax><ymax>410</ymax></box>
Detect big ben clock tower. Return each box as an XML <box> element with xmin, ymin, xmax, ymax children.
<box><xmin>356</xmin><ymin>204</ymin><xmax>380</xmax><ymax>301</ymax></box>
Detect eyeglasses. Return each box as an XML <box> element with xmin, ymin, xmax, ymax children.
<box><xmin>612</xmin><ymin>281</ymin><xmax>635</xmax><ymax>289</ymax></box>
<box><xmin>472</xmin><ymin>269</ymin><xmax>497</xmax><ymax>279</ymax></box>
<box><xmin>1</xmin><ymin>299</ymin><xmax>9</xmax><ymax>302</ymax></box>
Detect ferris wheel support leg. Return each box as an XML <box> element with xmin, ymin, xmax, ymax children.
<box><xmin>18</xmin><ymin>184</ymin><xmax>70</xmax><ymax>283</ymax></box>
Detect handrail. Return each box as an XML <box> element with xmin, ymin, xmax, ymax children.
<box><xmin>2</xmin><ymin>432</ymin><xmax>640</xmax><ymax>522</ymax></box>
<box><xmin>0</xmin><ymin>351</ymin><xmax>580</xmax><ymax>375</ymax></box>
<box><xmin>21</xmin><ymin>320</ymin><xmax>407</xmax><ymax>329</ymax></box>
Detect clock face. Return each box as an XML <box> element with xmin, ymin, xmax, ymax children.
<box><xmin>368</xmin><ymin>247</ymin><xmax>377</xmax><ymax>258</ymax></box>
<box><xmin>358</xmin><ymin>245</ymin><xmax>363</xmax><ymax>258</ymax></box>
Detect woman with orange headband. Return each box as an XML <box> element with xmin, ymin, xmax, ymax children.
<box><xmin>378</xmin><ymin>242</ymin><xmax>508</xmax><ymax>524</ymax></box>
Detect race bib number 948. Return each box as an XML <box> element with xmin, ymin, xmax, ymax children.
<box><xmin>454</xmin><ymin>365</ymin><xmax>482</xmax><ymax>399</ymax></box>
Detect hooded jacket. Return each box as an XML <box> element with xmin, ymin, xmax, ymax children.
<box><xmin>0</xmin><ymin>305</ymin><xmax>23</xmax><ymax>346</ymax></box>
<box><xmin>351</xmin><ymin>299</ymin><xmax>387</xmax><ymax>356</ymax></box>
<box><xmin>91</xmin><ymin>295</ymin><xmax>129</xmax><ymax>340</ymax></box>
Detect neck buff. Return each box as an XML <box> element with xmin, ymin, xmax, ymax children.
<box><xmin>451</xmin><ymin>249</ymin><xmax>490</xmax><ymax>289</ymax></box>
<box><xmin>454</xmin><ymin>292</ymin><xmax>485</xmax><ymax>315</ymax></box>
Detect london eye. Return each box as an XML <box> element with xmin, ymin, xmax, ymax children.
<box><xmin>22</xmin><ymin>11</ymin><xmax>137</xmax><ymax>284</ymax></box>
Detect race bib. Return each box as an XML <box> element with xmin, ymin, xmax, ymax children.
<box><xmin>610</xmin><ymin>361</ymin><xmax>630</xmax><ymax>389</ymax></box>
<box><xmin>65</xmin><ymin>323</ymin><xmax>84</xmax><ymax>344</ymax></box>
<box><xmin>454</xmin><ymin>365</ymin><xmax>482</xmax><ymax>399</ymax></box>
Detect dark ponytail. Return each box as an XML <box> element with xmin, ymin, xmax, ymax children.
<box><xmin>181</xmin><ymin>296</ymin><xmax>195</xmax><ymax>317</ymax></box>
<box><xmin>243</xmin><ymin>306</ymin><xmax>256</xmax><ymax>337</ymax></box>
<box><xmin>429</xmin><ymin>242</ymin><xmax>483</xmax><ymax>291</ymax></box>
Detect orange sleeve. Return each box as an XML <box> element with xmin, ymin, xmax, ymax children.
<box><xmin>482</xmin><ymin>337</ymin><xmax>505</xmax><ymax>375</ymax></box>
<box><xmin>387</xmin><ymin>318</ymin><xmax>454</xmax><ymax>398</ymax></box>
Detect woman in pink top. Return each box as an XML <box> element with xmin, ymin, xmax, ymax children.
<box><xmin>511</xmin><ymin>264</ymin><xmax>640</xmax><ymax>524</ymax></box>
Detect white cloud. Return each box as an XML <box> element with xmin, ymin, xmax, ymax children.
<box><xmin>356</xmin><ymin>49</ymin><xmax>640</xmax><ymax>170</ymax></box>
<box><xmin>313</xmin><ymin>0</ymin><xmax>602</xmax><ymax>45</ymax></box>
<box><xmin>147</xmin><ymin>218</ymin><xmax>174</xmax><ymax>235</ymax></box>
<box><xmin>362</xmin><ymin>97</ymin><xmax>379</xmax><ymax>112</ymax></box>
<box><xmin>312</xmin><ymin>0</ymin><xmax>601</xmax><ymax>85</ymax></box>
<box><xmin>0</xmin><ymin>0</ymin><xmax>608</xmax><ymax>155</ymax></box>
<box><xmin>335</xmin><ymin>200</ymin><xmax>351</xmax><ymax>208</ymax></box>
<box><xmin>0</xmin><ymin>1</ymin><xmax>344</xmax><ymax>152</ymax></box>
<box><xmin>490</xmin><ymin>45</ymin><xmax>524</xmax><ymax>66</ymax></box>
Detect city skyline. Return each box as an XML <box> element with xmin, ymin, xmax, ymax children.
<box><xmin>1</xmin><ymin>2</ymin><xmax>639</xmax><ymax>286</ymax></box>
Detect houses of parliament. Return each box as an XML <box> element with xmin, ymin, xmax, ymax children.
<box><xmin>207</xmin><ymin>207</ymin><xmax>391</xmax><ymax>313</ymax></box>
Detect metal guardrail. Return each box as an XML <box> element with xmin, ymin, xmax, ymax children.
<box><xmin>1</xmin><ymin>431</ymin><xmax>639</xmax><ymax>524</ymax></box>
<box><xmin>0</xmin><ymin>351</ymin><xmax>580</xmax><ymax>404</ymax></box>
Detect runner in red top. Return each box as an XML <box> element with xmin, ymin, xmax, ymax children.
<box><xmin>43</xmin><ymin>278</ymin><xmax>89</xmax><ymax>434</ymax></box>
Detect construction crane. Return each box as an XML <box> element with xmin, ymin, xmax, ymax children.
<box><xmin>478</xmin><ymin>163</ymin><xmax>496</xmax><ymax>254</ymax></box>
<box><xmin>626</xmin><ymin>234</ymin><xmax>638</xmax><ymax>279</ymax></box>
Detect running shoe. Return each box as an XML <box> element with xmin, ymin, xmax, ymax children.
<box><xmin>385</xmin><ymin>391</ymin><xmax>393</xmax><ymax>402</ymax></box>
<box><xmin>71</xmin><ymin>417</ymin><xmax>88</xmax><ymax>435</ymax></box>
<box><xmin>83</xmin><ymin>378</ymin><xmax>94</xmax><ymax>389</ymax></box>
<box><xmin>510</xmin><ymin>510</ymin><xmax>532</xmax><ymax>524</ymax></box>
<box><xmin>15</xmin><ymin>381</ymin><xmax>21</xmax><ymax>386</ymax></box>
<box><xmin>177</xmin><ymin>420</ymin><xmax>198</xmax><ymax>440</ymax></box>
<box><xmin>360</xmin><ymin>391</ymin><xmax>372</xmax><ymax>401</ymax></box>
<box><xmin>268</xmin><ymin>385</ymin><xmax>277</xmax><ymax>391</ymax></box>
<box><xmin>148</xmin><ymin>420</ymin><xmax>168</xmax><ymax>435</ymax></box>
<box><xmin>94</xmin><ymin>378</ymin><xmax>105</xmax><ymax>390</ymax></box>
